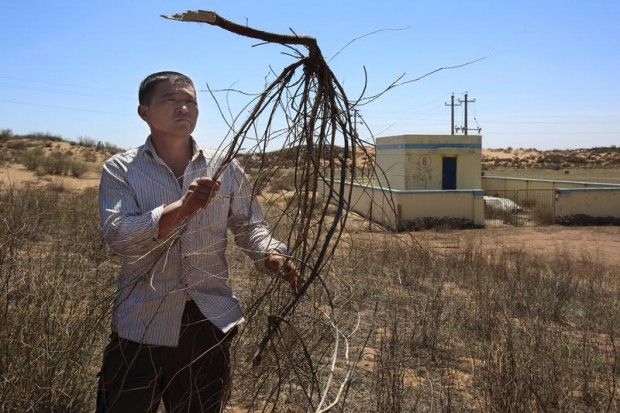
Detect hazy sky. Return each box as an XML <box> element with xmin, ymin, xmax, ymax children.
<box><xmin>1</xmin><ymin>0</ymin><xmax>618</xmax><ymax>150</ymax></box>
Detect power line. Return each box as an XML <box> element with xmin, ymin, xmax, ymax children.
<box><xmin>0</xmin><ymin>99</ymin><xmax>131</xmax><ymax>116</ymax></box>
<box><xmin>0</xmin><ymin>76</ymin><xmax>129</xmax><ymax>94</ymax></box>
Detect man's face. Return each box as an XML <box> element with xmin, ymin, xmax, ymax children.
<box><xmin>138</xmin><ymin>80</ymin><xmax>199</xmax><ymax>139</ymax></box>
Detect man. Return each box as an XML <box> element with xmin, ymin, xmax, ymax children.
<box><xmin>96</xmin><ymin>71</ymin><xmax>298</xmax><ymax>412</ymax></box>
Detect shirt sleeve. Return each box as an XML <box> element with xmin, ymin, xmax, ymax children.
<box><xmin>225</xmin><ymin>160</ymin><xmax>287</xmax><ymax>270</ymax></box>
<box><xmin>98</xmin><ymin>157</ymin><xmax>164</xmax><ymax>256</ymax></box>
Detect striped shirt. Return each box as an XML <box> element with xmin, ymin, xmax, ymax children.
<box><xmin>99</xmin><ymin>136</ymin><xmax>285</xmax><ymax>347</ymax></box>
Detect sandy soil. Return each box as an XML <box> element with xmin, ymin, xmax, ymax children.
<box><xmin>2</xmin><ymin>150</ymin><xmax>618</xmax><ymax>269</ymax></box>
<box><xmin>482</xmin><ymin>148</ymin><xmax>539</xmax><ymax>159</ymax></box>
<box><xmin>419</xmin><ymin>226</ymin><xmax>620</xmax><ymax>268</ymax></box>
<box><xmin>342</xmin><ymin>209</ymin><xmax>619</xmax><ymax>269</ymax></box>
<box><xmin>0</xmin><ymin>163</ymin><xmax>100</xmax><ymax>191</ymax></box>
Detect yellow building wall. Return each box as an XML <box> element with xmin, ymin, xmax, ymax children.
<box><xmin>555</xmin><ymin>189</ymin><xmax>620</xmax><ymax>217</ymax></box>
<box><xmin>321</xmin><ymin>179</ymin><xmax>620</xmax><ymax>229</ymax></box>
<box><xmin>377</xmin><ymin>134</ymin><xmax>481</xmax><ymax>190</ymax></box>
<box><xmin>395</xmin><ymin>190</ymin><xmax>485</xmax><ymax>225</ymax></box>
<box><xmin>483</xmin><ymin>176</ymin><xmax>619</xmax><ymax>191</ymax></box>
<box><xmin>324</xmin><ymin>181</ymin><xmax>486</xmax><ymax>229</ymax></box>
<box><xmin>344</xmin><ymin>182</ymin><xmax>399</xmax><ymax>228</ymax></box>
<box><xmin>482</xmin><ymin>177</ymin><xmax>620</xmax><ymax>219</ymax></box>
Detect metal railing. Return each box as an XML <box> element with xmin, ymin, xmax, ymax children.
<box><xmin>484</xmin><ymin>189</ymin><xmax>556</xmax><ymax>227</ymax></box>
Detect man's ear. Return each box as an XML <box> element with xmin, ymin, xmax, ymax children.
<box><xmin>137</xmin><ymin>104</ymin><xmax>148</xmax><ymax>121</ymax></box>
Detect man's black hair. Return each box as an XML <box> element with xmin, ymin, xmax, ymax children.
<box><xmin>138</xmin><ymin>71</ymin><xmax>194</xmax><ymax>105</ymax></box>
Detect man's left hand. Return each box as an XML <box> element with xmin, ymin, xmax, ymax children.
<box><xmin>264</xmin><ymin>253</ymin><xmax>301</xmax><ymax>292</ymax></box>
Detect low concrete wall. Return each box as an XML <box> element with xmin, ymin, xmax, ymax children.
<box><xmin>321</xmin><ymin>177</ymin><xmax>619</xmax><ymax>230</ymax></box>
<box><xmin>323</xmin><ymin>180</ymin><xmax>485</xmax><ymax>229</ymax></box>
<box><xmin>483</xmin><ymin>176</ymin><xmax>620</xmax><ymax>191</ymax></box>
<box><xmin>556</xmin><ymin>188</ymin><xmax>620</xmax><ymax>218</ymax></box>
<box><xmin>483</xmin><ymin>176</ymin><xmax>620</xmax><ymax>220</ymax></box>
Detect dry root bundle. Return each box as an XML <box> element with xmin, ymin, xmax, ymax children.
<box><xmin>162</xmin><ymin>10</ymin><xmax>382</xmax><ymax>411</ymax></box>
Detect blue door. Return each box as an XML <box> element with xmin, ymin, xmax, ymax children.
<box><xmin>442</xmin><ymin>157</ymin><xmax>457</xmax><ymax>190</ymax></box>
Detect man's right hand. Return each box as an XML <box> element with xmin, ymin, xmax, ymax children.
<box><xmin>179</xmin><ymin>177</ymin><xmax>221</xmax><ymax>216</ymax></box>
<box><xmin>158</xmin><ymin>177</ymin><xmax>220</xmax><ymax>239</ymax></box>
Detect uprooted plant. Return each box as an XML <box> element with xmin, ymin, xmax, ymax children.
<box><xmin>158</xmin><ymin>10</ymin><xmax>386</xmax><ymax>411</ymax></box>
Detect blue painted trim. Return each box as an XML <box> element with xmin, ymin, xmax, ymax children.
<box><xmin>484</xmin><ymin>176</ymin><xmax>620</xmax><ymax>188</ymax></box>
<box><xmin>377</xmin><ymin>143</ymin><xmax>481</xmax><ymax>150</ymax></box>
<box><xmin>381</xmin><ymin>188</ymin><xmax>485</xmax><ymax>196</ymax></box>
<box><xmin>556</xmin><ymin>188</ymin><xmax>620</xmax><ymax>195</ymax></box>
<box><xmin>336</xmin><ymin>180</ymin><xmax>484</xmax><ymax>196</ymax></box>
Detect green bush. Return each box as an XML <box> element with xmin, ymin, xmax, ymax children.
<box><xmin>82</xmin><ymin>151</ymin><xmax>98</xmax><ymax>162</ymax></box>
<box><xmin>6</xmin><ymin>139</ymin><xmax>32</xmax><ymax>151</ymax></box>
<box><xmin>25</xmin><ymin>132</ymin><xmax>64</xmax><ymax>142</ymax></box>
<box><xmin>78</xmin><ymin>136</ymin><xmax>97</xmax><ymax>148</ymax></box>
<box><xmin>18</xmin><ymin>147</ymin><xmax>45</xmax><ymax>171</ymax></box>
<box><xmin>268</xmin><ymin>168</ymin><xmax>298</xmax><ymax>192</ymax></box>
<box><xmin>0</xmin><ymin>128</ymin><xmax>12</xmax><ymax>142</ymax></box>
<box><xmin>102</xmin><ymin>141</ymin><xmax>124</xmax><ymax>155</ymax></box>
<box><xmin>70</xmin><ymin>159</ymin><xmax>90</xmax><ymax>178</ymax></box>
<box><xmin>42</xmin><ymin>151</ymin><xmax>72</xmax><ymax>175</ymax></box>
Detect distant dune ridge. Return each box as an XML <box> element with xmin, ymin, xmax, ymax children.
<box><xmin>1</xmin><ymin>133</ymin><xmax>619</xmax><ymax>188</ymax></box>
<box><xmin>482</xmin><ymin>147</ymin><xmax>620</xmax><ymax>170</ymax></box>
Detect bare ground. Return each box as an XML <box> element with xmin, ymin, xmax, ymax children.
<box><xmin>342</xmin><ymin>209</ymin><xmax>619</xmax><ymax>269</ymax></box>
<box><xmin>0</xmin><ymin>162</ymin><xmax>101</xmax><ymax>191</ymax></box>
<box><xmin>1</xmin><ymin>143</ymin><xmax>618</xmax><ymax>269</ymax></box>
<box><xmin>419</xmin><ymin>226</ymin><xmax>620</xmax><ymax>268</ymax></box>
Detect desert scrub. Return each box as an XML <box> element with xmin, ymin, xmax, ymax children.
<box><xmin>18</xmin><ymin>147</ymin><xmax>46</xmax><ymax>171</ymax></box>
<box><xmin>42</xmin><ymin>150</ymin><xmax>72</xmax><ymax>175</ymax></box>
<box><xmin>0</xmin><ymin>182</ymin><xmax>618</xmax><ymax>411</ymax></box>
<box><xmin>69</xmin><ymin>159</ymin><xmax>90</xmax><ymax>178</ymax></box>
<box><xmin>0</xmin><ymin>184</ymin><xmax>116</xmax><ymax>411</ymax></box>
<box><xmin>19</xmin><ymin>147</ymin><xmax>91</xmax><ymax>178</ymax></box>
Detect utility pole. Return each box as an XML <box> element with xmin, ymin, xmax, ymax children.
<box><xmin>444</xmin><ymin>94</ymin><xmax>461</xmax><ymax>135</ymax></box>
<box><xmin>457</xmin><ymin>92</ymin><xmax>477</xmax><ymax>135</ymax></box>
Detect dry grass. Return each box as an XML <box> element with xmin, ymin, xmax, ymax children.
<box><xmin>1</xmin><ymin>179</ymin><xmax>619</xmax><ymax>412</ymax></box>
<box><xmin>224</xmin><ymin>225</ymin><xmax>620</xmax><ymax>412</ymax></box>
<box><xmin>0</xmin><ymin>185</ymin><xmax>117</xmax><ymax>411</ymax></box>
<box><xmin>1</xmin><ymin>135</ymin><xmax>619</xmax><ymax>411</ymax></box>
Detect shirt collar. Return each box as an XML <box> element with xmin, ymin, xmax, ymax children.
<box><xmin>140</xmin><ymin>135</ymin><xmax>157</xmax><ymax>158</ymax></box>
<box><xmin>189</xmin><ymin>136</ymin><xmax>204</xmax><ymax>161</ymax></box>
<box><xmin>141</xmin><ymin>135</ymin><xmax>204</xmax><ymax>161</ymax></box>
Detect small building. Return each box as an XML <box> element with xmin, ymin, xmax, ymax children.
<box><xmin>325</xmin><ymin>133</ymin><xmax>620</xmax><ymax>230</ymax></box>
<box><xmin>376</xmin><ymin>134</ymin><xmax>481</xmax><ymax>191</ymax></box>
<box><xmin>328</xmin><ymin>134</ymin><xmax>486</xmax><ymax>229</ymax></box>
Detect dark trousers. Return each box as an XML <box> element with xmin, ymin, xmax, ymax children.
<box><xmin>96</xmin><ymin>301</ymin><xmax>237</xmax><ymax>413</ymax></box>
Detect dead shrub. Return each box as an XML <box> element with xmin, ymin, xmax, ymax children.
<box><xmin>1</xmin><ymin>182</ymin><xmax>618</xmax><ymax>412</ymax></box>
<box><xmin>0</xmin><ymin>185</ymin><xmax>115</xmax><ymax>411</ymax></box>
